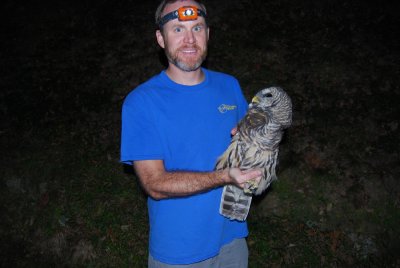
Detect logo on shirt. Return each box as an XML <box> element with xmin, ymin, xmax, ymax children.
<box><xmin>218</xmin><ymin>104</ymin><xmax>237</xmax><ymax>114</ymax></box>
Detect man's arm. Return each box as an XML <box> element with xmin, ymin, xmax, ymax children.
<box><xmin>133</xmin><ymin>160</ymin><xmax>261</xmax><ymax>200</ymax></box>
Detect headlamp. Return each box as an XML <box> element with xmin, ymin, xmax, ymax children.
<box><xmin>159</xmin><ymin>6</ymin><xmax>207</xmax><ymax>27</ymax></box>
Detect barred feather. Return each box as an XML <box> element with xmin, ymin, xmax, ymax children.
<box><xmin>216</xmin><ymin>86</ymin><xmax>292</xmax><ymax>221</ymax></box>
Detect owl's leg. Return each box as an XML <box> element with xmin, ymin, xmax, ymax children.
<box><xmin>243</xmin><ymin>179</ymin><xmax>259</xmax><ymax>194</ymax></box>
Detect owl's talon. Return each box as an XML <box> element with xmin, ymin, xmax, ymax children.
<box><xmin>244</xmin><ymin>179</ymin><xmax>259</xmax><ymax>194</ymax></box>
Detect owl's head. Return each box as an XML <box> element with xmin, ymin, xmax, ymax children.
<box><xmin>249</xmin><ymin>86</ymin><xmax>292</xmax><ymax>127</ymax></box>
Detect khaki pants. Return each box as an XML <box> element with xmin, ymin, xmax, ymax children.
<box><xmin>148</xmin><ymin>238</ymin><xmax>248</xmax><ymax>268</ymax></box>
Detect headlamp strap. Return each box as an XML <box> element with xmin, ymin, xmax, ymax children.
<box><xmin>159</xmin><ymin>6</ymin><xmax>207</xmax><ymax>27</ymax></box>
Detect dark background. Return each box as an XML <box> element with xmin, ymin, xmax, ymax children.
<box><xmin>1</xmin><ymin>0</ymin><xmax>399</xmax><ymax>266</ymax></box>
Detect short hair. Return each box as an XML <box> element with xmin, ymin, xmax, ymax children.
<box><xmin>155</xmin><ymin>0</ymin><xmax>207</xmax><ymax>30</ymax></box>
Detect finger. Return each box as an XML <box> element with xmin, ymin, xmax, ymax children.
<box><xmin>254</xmin><ymin>176</ymin><xmax>262</xmax><ymax>184</ymax></box>
<box><xmin>231</xmin><ymin>127</ymin><xmax>237</xmax><ymax>136</ymax></box>
<box><xmin>242</xmin><ymin>169</ymin><xmax>262</xmax><ymax>179</ymax></box>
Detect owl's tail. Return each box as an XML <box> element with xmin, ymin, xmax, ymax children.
<box><xmin>219</xmin><ymin>185</ymin><xmax>252</xmax><ymax>221</ymax></box>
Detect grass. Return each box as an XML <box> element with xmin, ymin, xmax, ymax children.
<box><xmin>2</xmin><ymin>127</ymin><xmax>398</xmax><ymax>266</ymax></box>
<box><xmin>1</xmin><ymin>128</ymin><xmax>149</xmax><ymax>267</ymax></box>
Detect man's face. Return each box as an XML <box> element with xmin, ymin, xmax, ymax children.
<box><xmin>156</xmin><ymin>1</ymin><xmax>209</xmax><ymax>72</ymax></box>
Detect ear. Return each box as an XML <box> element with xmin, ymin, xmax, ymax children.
<box><xmin>156</xmin><ymin>30</ymin><xmax>165</xmax><ymax>49</ymax></box>
<box><xmin>206</xmin><ymin>27</ymin><xmax>210</xmax><ymax>41</ymax></box>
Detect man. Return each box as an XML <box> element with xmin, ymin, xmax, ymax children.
<box><xmin>121</xmin><ymin>0</ymin><xmax>261</xmax><ymax>266</ymax></box>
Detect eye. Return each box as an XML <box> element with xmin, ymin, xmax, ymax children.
<box><xmin>264</xmin><ymin>93</ymin><xmax>273</xmax><ymax>98</ymax></box>
<box><xmin>174</xmin><ymin>27</ymin><xmax>183</xmax><ymax>33</ymax></box>
<box><xmin>193</xmin><ymin>25</ymin><xmax>202</xmax><ymax>32</ymax></box>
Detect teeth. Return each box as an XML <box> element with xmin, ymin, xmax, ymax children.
<box><xmin>180</xmin><ymin>47</ymin><xmax>197</xmax><ymax>53</ymax></box>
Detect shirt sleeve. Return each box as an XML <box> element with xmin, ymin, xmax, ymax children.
<box><xmin>120</xmin><ymin>91</ymin><xmax>164</xmax><ymax>165</ymax></box>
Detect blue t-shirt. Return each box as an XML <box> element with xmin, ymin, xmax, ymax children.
<box><xmin>120</xmin><ymin>68</ymin><xmax>249</xmax><ymax>264</ymax></box>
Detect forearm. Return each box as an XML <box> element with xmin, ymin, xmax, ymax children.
<box><xmin>133</xmin><ymin>160</ymin><xmax>261</xmax><ymax>200</ymax></box>
<box><xmin>142</xmin><ymin>169</ymin><xmax>230</xmax><ymax>200</ymax></box>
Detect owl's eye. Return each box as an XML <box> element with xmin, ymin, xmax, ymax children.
<box><xmin>264</xmin><ymin>93</ymin><xmax>273</xmax><ymax>97</ymax></box>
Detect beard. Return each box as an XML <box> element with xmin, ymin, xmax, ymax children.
<box><xmin>164</xmin><ymin>44</ymin><xmax>207</xmax><ymax>72</ymax></box>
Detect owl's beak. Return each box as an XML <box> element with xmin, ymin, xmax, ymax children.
<box><xmin>252</xmin><ymin>96</ymin><xmax>260</xmax><ymax>103</ymax></box>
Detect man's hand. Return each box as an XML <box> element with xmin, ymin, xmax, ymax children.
<box><xmin>228</xmin><ymin>168</ymin><xmax>262</xmax><ymax>189</ymax></box>
<box><xmin>231</xmin><ymin>127</ymin><xmax>238</xmax><ymax>136</ymax></box>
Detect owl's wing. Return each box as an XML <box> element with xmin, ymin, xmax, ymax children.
<box><xmin>217</xmin><ymin>109</ymin><xmax>269</xmax><ymax>221</ymax></box>
<box><xmin>217</xmin><ymin>135</ymin><xmax>254</xmax><ymax>221</ymax></box>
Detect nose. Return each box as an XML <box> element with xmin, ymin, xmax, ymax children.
<box><xmin>184</xmin><ymin>30</ymin><xmax>195</xmax><ymax>44</ymax></box>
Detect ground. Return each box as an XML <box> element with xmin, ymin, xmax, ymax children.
<box><xmin>1</xmin><ymin>0</ymin><xmax>399</xmax><ymax>267</ymax></box>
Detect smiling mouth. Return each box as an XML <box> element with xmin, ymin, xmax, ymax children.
<box><xmin>180</xmin><ymin>49</ymin><xmax>197</xmax><ymax>54</ymax></box>
<box><xmin>179</xmin><ymin>45</ymin><xmax>199</xmax><ymax>53</ymax></box>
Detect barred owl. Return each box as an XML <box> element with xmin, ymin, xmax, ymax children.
<box><xmin>216</xmin><ymin>86</ymin><xmax>292</xmax><ymax>221</ymax></box>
